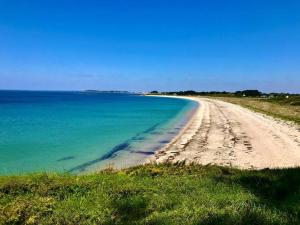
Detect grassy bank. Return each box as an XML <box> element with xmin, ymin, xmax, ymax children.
<box><xmin>210</xmin><ymin>96</ymin><xmax>300</xmax><ymax>124</ymax></box>
<box><xmin>1</xmin><ymin>164</ymin><xmax>300</xmax><ymax>225</ymax></box>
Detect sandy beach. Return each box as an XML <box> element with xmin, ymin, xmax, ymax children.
<box><xmin>153</xmin><ymin>96</ymin><xmax>300</xmax><ymax>169</ymax></box>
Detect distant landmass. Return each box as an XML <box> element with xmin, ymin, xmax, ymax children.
<box><xmin>84</xmin><ymin>90</ymin><xmax>135</xmax><ymax>94</ymax></box>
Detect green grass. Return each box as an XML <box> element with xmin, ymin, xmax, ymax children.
<box><xmin>264</xmin><ymin>95</ymin><xmax>300</xmax><ymax>106</ymax></box>
<box><xmin>1</xmin><ymin>164</ymin><xmax>300</xmax><ymax>225</ymax></box>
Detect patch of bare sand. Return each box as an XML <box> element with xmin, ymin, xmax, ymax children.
<box><xmin>153</xmin><ymin>97</ymin><xmax>300</xmax><ymax>169</ymax></box>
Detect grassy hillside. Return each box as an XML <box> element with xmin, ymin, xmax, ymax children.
<box><xmin>210</xmin><ymin>96</ymin><xmax>300</xmax><ymax>124</ymax></box>
<box><xmin>1</xmin><ymin>164</ymin><xmax>300</xmax><ymax>225</ymax></box>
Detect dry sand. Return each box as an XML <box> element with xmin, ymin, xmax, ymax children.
<box><xmin>153</xmin><ymin>96</ymin><xmax>300</xmax><ymax>169</ymax></box>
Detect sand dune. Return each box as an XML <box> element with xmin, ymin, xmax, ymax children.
<box><xmin>154</xmin><ymin>97</ymin><xmax>300</xmax><ymax>169</ymax></box>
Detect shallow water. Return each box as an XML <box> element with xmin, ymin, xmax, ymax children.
<box><xmin>0</xmin><ymin>91</ymin><xmax>197</xmax><ymax>174</ymax></box>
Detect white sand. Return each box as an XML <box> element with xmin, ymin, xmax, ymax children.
<box><xmin>152</xmin><ymin>96</ymin><xmax>300</xmax><ymax>169</ymax></box>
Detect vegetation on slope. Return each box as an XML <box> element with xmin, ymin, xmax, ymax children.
<box><xmin>1</xmin><ymin>164</ymin><xmax>300</xmax><ymax>225</ymax></box>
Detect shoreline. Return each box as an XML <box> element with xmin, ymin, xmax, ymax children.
<box><xmin>146</xmin><ymin>95</ymin><xmax>204</xmax><ymax>164</ymax></box>
<box><xmin>89</xmin><ymin>95</ymin><xmax>300</xmax><ymax>171</ymax></box>
<box><xmin>82</xmin><ymin>95</ymin><xmax>200</xmax><ymax>172</ymax></box>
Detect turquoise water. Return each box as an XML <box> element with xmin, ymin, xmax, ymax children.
<box><xmin>0</xmin><ymin>91</ymin><xmax>197</xmax><ymax>174</ymax></box>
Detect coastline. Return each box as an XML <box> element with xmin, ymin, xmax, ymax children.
<box><xmin>81</xmin><ymin>95</ymin><xmax>200</xmax><ymax>172</ymax></box>
<box><xmin>81</xmin><ymin>94</ymin><xmax>300</xmax><ymax>172</ymax></box>
<box><xmin>146</xmin><ymin>95</ymin><xmax>204</xmax><ymax>164</ymax></box>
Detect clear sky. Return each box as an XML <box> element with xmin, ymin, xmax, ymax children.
<box><xmin>0</xmin><ymin>0</ymin><xmax>299</xmax><ymax>93</ymax></box>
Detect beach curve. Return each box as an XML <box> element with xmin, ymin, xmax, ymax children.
<box><xmin>151</xmin><ymin>96</ymin><xmax>300</xmax><ymax>169</ymax></box>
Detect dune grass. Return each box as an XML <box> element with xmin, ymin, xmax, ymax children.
<box><xmin>1</xmin><ymin>164</ymin><xmax>300</xmax><ymax>225</ymax></box>
<box><xmin>210</xmin><ymin>96</ymin><xmax>300</xmax><ymax>125</ymax></box>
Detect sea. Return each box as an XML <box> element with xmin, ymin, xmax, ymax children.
<box><xmin>0</xmin><ymin>91</ymin><xmax>197</xmax><ymax>174</ymax></box>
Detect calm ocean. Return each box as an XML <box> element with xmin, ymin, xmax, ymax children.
<box><xmin>0</xmin><ymin>91</ymin><xmax>197</xmax><ymax>174</ymax></box>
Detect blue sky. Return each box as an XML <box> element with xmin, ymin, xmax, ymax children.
<box><xmin>0</xmin><ymin>0</ymin><xmax>299</xmax><ymax>92</ymax></box>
